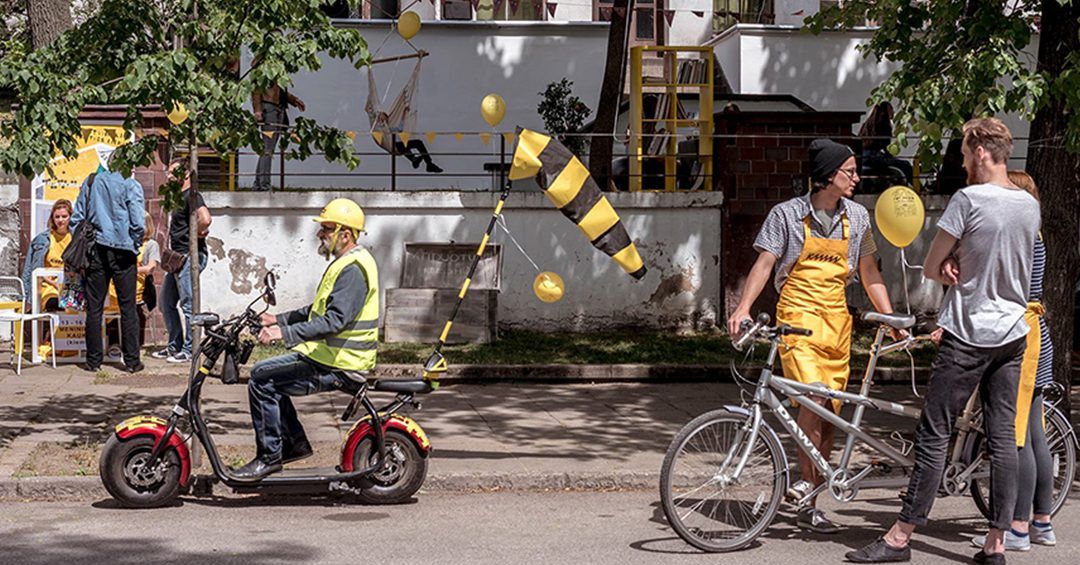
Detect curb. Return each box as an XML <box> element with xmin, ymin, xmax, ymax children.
<box><xmin>0</xmin><ymin>472</ymin><xmax>658</xmax><ymax>502</ymax></box>
<box><xmin>373</xmin><ymin>364</ymin><xmax>934</xmax><ymax>384</ymax></box>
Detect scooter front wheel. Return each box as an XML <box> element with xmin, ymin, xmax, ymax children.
<box><xmin>350</xmin><ymin>429</ymin><xmax>428</xmax><ymax>504</ymax></box>
<box><xmin>99</xmin><ymin>434</ymin><xmax>182</xmax><ymax>508</ymax></box>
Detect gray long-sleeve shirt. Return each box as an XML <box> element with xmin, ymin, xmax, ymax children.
<box><xmin>277</xmin><ymin>264</ymin><xmax>369</xmax><ymax>348</ymax></box>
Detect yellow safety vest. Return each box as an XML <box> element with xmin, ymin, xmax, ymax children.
<box><xmin>292</xmin><ymin>247</ymin><xmax>380</xmax><ymax>370</ymax></box>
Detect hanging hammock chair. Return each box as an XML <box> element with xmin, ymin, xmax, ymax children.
<box><xmin>365</xmin><ymin>58</ymin><xmax>423</xmax><ymax>154</ymax></box>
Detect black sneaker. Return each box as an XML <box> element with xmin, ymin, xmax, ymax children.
<box><xmin>846</xmin><ymin>538</ymin><xmax>911</xmax><ymax>563</ymax></box>
<box><xmin>973</xmin><ymin>551</ymin><xmax>1006</xmax><ymax>565</ymax></box>
<box><xmin>80</xmin><ymin>363</ymin><xmax>101</xmax><ymax>373</ymax></box>
<box><xmin>124</xmin><ymin>362</ymin><xmax>145</xmax><ymax>374</ymax></box>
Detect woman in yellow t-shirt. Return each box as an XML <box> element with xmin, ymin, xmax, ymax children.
<box><xmin>22</xmin><ymin>200</ymin><xmax>74</xmax><ymax>311</ymax></box>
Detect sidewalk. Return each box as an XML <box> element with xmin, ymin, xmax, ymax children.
<box><xmin>0</xmin><ymin>358</ymin><xmax>1066</xmax><ymax>500</ymax></box>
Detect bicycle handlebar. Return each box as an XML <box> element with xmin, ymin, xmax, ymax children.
<box><xmin>732</xmin><ymin>314</ymin><xmax>815</xmax><ymax>351</ymax></box>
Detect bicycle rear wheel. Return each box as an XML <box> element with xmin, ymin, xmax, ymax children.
<box><xmin>968</xmin><ymin>403</ymin><xmax>1076</xmax><ymax>520</ymax></box>
<box><xmin>660</xmin><ymin>409</ymin><xmax>786</xmax><ymax>552</ymax></box>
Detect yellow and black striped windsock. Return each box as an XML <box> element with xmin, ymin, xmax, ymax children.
<box><xmin>510</xmin><ymin>128</ymin><xmax>647</xmax><ymax>280</ymax></box>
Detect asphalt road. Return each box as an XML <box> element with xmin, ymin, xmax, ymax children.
<box><xmin>0</xmin><ymin>489</ymin><xmax>1077</xmax><ymax>564</ymax></box>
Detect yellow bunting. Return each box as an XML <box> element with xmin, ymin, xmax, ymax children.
<box><xmin>399</xmin><ymin>131</ymin><xmax>412</xmax><ymax>144</ymax></box>
<box><xmin>453</xmin><ymin>133</ymin><xmax>464</xmax><ymax>141</ymax></box>
<box><xmin>291</xmin><ymin>133</ymin><xmax>300</xmax><ymax>142</ymax></box>
<box><xmin>371</xmin><ymin>131</ymin><xmax>384</xmax><ymax>145</ymax></box>
<box><xmin>875</xmin><ymin>185</ymin><xmax>925</xmax><ymax>248</ymax></box>
<box><xmin>426</xmin><ymin>131</ymin><xmax>437</xmax><ymax>144</ymax></box>
<box><xmin>262</xmin><ymin>130</ymin><xmax>274</xmax><ymax>138</ymax></box>
<box><xmin>345</xmin><ymin>131</ymin><xmax>356</xmax><ymax>140</ymax></box>
<box><xmin>479</xmin><ymin>133</ymin><xmax>491</xmax><ymax>145</ymax></box>
<box><xmin>166</xmin><ymin>103</ymin><xmax>189</xmax><ymax>126</ymax></box>
<box><xmin>503</xmin><ymin>132</ymin><xmax>516</xmax><ymax>145</ymax></box>
<box><xmin>398</xmin><ymin>11</ymin><xmax>421</xmax><ymax>40</ymax></box>
<box><xmin>480</xmin><ymin>93</ymin><xmax>506</xmax><ymax>127</ymax></box>
<box><xmin>533</xmin><ymin>272</ymin><xmax>565</xmax><ymax>303</ymax></box>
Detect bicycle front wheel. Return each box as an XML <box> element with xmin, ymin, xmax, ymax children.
<box><xmin>968</xmin><ymin>403</ymin><xmax>1076</xmax><ymax>520</ymax></box>
<box><xmin>660</xmin><ymin>409</ymin><xmax>787</xmax><ymax>553</ymax></box>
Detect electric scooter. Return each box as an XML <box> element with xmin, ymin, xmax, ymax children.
<box><xmin>99</xmin><ymin>272</ymin><xmax>435</xmax><ymax>507</ymax></box>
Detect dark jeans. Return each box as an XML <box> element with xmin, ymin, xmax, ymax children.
<box><xmin>254</xmin><ymin>103</ymin><xmax>286</xmax><ymax>191</ymax></box>
<box><xmin>161</xmin><ymin>251</ymin><xmax>208</xmax><ymax>356</ymax></box>
<box><xmin>248</xmin><ymin>352</ymin><xmax>345</xmax><ymax>462</ymax></box>
<box><xmin>1016</xmin><ymin>389</ymin><xmax>1054</xmax><ymax>520</ymax></box>
<box><xmin>84</xmin><ymin>244</ymin><xmax>139</xmax><ymax>368</ymax></box>
<box><xmin>394</xmin><ymin>139</ymin><xmax>435</xmax><ymax>166</ymax></box>
<box><xmin>899</xmin><ymin>332</ymin><xmax>1025</xmax><ymax>530</ymax></box>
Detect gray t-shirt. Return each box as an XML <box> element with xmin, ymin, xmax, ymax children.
<box><xmin>141</xmin><ymin>239</ymin><xmax>161</xmax><ymax>266</ymax></box>
<box><xmin>935</xmin><ymin>183</ymin><xmax>1040</xmax><ymax>347</ymax></box>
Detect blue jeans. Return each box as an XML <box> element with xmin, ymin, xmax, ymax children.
<box><xmin>248</xmin><ymin>352</ymin><xmax>344</xmax><ymax>462</ymax></box>
<box><xmin>161</xmin><ymin>251</ymin><xmax>208</xmax><ymax>356</ymax></box>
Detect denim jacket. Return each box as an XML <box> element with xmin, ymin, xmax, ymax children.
<box><xmin>20</xmin><ymin>230</ymin><xmax>52</xmax><ymax>300</ymax></box>
<box><xmin>70</xmin><ymin>171</ymin><xmax>145</xmax><ymax>254</ymax></box>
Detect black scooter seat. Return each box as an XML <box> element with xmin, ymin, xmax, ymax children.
<box><xmin>370</xmin><ymin>379</ymin><xmax>432</xmax><ymax>394</ymax></box>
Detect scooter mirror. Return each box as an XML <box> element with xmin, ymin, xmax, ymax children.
<box><xmin>264</xmin><ymin>272</ymin><xmax>277</xmax><ymax>306</ymax></box>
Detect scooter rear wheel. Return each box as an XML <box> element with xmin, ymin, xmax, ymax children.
<box><xmin>100</xmin><ymin>434</ymin><xmax>182</xmax><ymax>508</ymax></box>
<box><xmin>350</xmin><ymin>429</ymin><xmax>427</xmax><ymax>504</ymax></box>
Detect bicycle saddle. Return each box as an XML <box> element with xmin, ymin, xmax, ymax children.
<box><xmin>862</xmin><ymin>311</ymin><xmax>916</xmax><ymax>330</ymax></box>
<box><xmin>371</xmin><ymin>379</ymin><xmax>432</xmax><ymax>394</ymax></box>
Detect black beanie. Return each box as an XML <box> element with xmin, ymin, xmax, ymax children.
<box><xmin>809</xmin><ymin>139</ymin><xmax>855</xmax><ymax>184</ymax></box>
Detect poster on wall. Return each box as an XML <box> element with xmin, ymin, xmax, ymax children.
<box><xmin>29</xmin><ymin>124</ymin><xmax>131</xmax><ymax>363</ymax></box>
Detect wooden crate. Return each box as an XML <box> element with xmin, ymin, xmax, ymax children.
<box><xmin>384</xmin><ymin>288</ymin><xmax>497</xmax><ymax>344</ymax></box>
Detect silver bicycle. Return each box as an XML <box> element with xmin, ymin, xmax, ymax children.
<box><xmin>660</xmin><ymin>312</ymin><xmax>1077</xmax><ymax>553</ymax></box>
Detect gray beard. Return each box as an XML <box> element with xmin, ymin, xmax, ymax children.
<box><xmin>318</xmin><ymin>240</ymin><xmax>332</xmax><ymax>258</ymax></box>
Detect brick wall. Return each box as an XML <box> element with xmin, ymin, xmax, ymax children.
<box><xmin>714</xmin><ymin>110</ymin><xmax>863</xmax><ymax>321</ymax></box>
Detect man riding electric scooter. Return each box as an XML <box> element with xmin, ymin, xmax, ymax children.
<box><xmin>234</xmin><ymin>198</ymin><xmax>379</xmax><ymax>481</ymax></box>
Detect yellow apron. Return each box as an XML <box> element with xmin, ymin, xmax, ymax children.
<box><xmin>40</xmin><ymin>231</ymin><xmax>71</xmax><ymax>306</ymax></box>
<box><xmin>1014</xmin><ymin>301</ymin><xmax>1044</xmax><ymax>447</ymax></box>
<box><xmin>776</xmin><ymin>215</ymin><xmax>853</xmax><ymax>414</ymax></box>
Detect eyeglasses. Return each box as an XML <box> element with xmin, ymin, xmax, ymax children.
<box><xmin>836</xmin><ymin>168</ymin><xmax>859</xmax><ymax>180</ymax></box>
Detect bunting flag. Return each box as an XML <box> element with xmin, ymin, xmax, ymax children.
<box><xmin>399</xmin><ymin>131</ymin><xmax>412</xmax><ymax>144</ymax></box>
<box><xmin>470</xmin><ymin>0</ymin><xmax>480</xmax><ymax>10</ymax></box>
<box><xmin>664</xmin><ymin>10</ymin><xmax>675</xmax><ymax>25</ymax></box>
<box><xmin>508</xmin><ymin>0</ymin><xmax>520</xmax><ymax>15</ymax></box>
<box><xmin>426</xmin><ymin>131</ymin><xmax>438</xmax><ymax>144</ymax></box>
<box><xmin>492</xmin><ymin>0</ymin><xmax>504</xmax><ymax>14</ymax></box>
<box><xmin>453</xmin><ymin>132</ymin><xmax>465</xmax><ymax>141</ymax></box>
<box><xmin>345</xmin><ymin>131</ymin><xmax>357</xmax><ymax>140</ymax></box>
<box><xmin>547</xmin><ymin>2</ymin><xmax>557</xmax><ymax>17</ymax></box>
<box><xmin>613</xmin><ymin>6</ymin><xmax>625</xmax><ymax>16</ymax></box>
<box><xmin>479</xmin><ymin>132</ymin><xmax>491</xmax><ymax>145</ymax></box>
<box><xmin>692</xmin><ymin>10</ymin><xmax>704</xmax><ymax>17</ymax></box>
<box><xmin>503</xmin><ymin>132</ymin><xmax>516</xmax><ymax>144</ymax></box>
<box><xmin>262</xmin><ymin>130</ymin><xmax>274</xmax><ymax>138</ymax></box>
<box><xmin>371</xmin><ymin>131</ymin><xmax>384</xmax><ymax>145</ymax></box>
<box><xmin>599</xmin><ymin>6</ymin><xmax>611</xmax><ymax>19</ymax></box>
<box><xmin>510</xmin><ymin>129</ymin><xmax>647</xmax><ymax>280</ymax></box>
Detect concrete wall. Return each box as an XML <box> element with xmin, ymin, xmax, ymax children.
<box><xmin>200</xmin><ymin>190</ymin><xmax>724</xmax><ymax>332</ymax></box>
<box><xmin>239</xmin><ymin>21</ymin><xmax>608</xmax><ymax>190</ymax></box>
<box><xmin>0</xmin><ymin>183</ymin><xmax>19</xmax><ymax>342</ymax></box>
<box><xmin>710</xmin><ymin>25</ymin><xmax>1040</xmax><ymax>165</ymax></box>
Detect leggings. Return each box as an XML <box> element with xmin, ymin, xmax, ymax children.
<box><xmin>1015</xmin><ymin>389</ymin><xmax>1054</xmax><ymax>520</ymax></box>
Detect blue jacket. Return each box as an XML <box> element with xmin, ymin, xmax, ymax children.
<box><xmin>20</xmin><ymin>230</ymin><xmax>51</xmax><ymax>300</ymax></box>
<box><xmin>70</xmin><ymin>171</ymin><xmax>145</xmax><ymax>254</ymax></box>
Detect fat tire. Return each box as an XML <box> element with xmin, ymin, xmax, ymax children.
<box><xmin>99</xmin><ymin>434</ymin><xmax>182</xmax><ymax>508</ymax></box>
<box><xmin>350</xmin><ymin>429</ymin><xmax>428</xmax><ymax>504</ymax></box>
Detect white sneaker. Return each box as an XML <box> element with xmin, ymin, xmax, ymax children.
<box><xmin>1030</xmin><ymin>523</ymin><xmax>1057</xmax><ymax>546</ymax></box>
<box><xmin>971</xmin><ymin>530</ymin><xmax>1031</xmax><ymax>552</ymax></box>
<box><xmin>786</xmin><ymin>479</ymin><xmax>814</xmax><ymax>504</ymax></box>
<box><xmin>150</xmin><ymin>348</ymin><xmax>173</xmax><ymax>360</ymax></box>
<box><xmin>167</xmin><ymin>351</ymin><xmax>192</xmax><ymax>363</ymax></box>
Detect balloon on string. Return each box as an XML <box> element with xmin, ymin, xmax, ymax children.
<box><xmin>166</xmin><ymin>103</ymin><xmax>189</xmax><ymax>125</ymax></box>
<box><xmin>875</xmin><ymin>185</ymin><xmax>925</xmax><ymax>248</ymax></box>
<box><xmin>481</xmin><ymin>93</ymin><xmax>506</xmax><ymax>127</ymax></box>
<box><xmin>533</xmin><ymin>271</ymin><xmax>565</xmax><ymax>303</ymax></box>
<box><xmin>398</xmin><ymin>12</ymin><xmax>421</xmax><ymax>40</ymax></box>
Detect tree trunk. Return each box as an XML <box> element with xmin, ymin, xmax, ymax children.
<box><xmin>187</xmin><ymin>131</ymin><xmax>201</xmax><ymax>348</ymax></box>
<box><xmin>26</xmin><ymin>0</ymin><xmax>72</xmax><ymax>50</ymax></box>
<box><xmin>1027</xmin><ymin>0</ymin><xmax>1080</xmax><ymax>418</ymax></box>
<box><xmin>588</xmin><ymin>0</ymin><xmax>633</xmax><ymax>191</ymax></box>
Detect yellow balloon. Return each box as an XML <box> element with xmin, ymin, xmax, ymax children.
<box><xmin>398</xmin><ymin>12</ymin><xmax>421</xmax><ymax>41</ymax></box>
<box><xmin>875</xmin><ymin>185</ymin><xmax>925</xmax><ymax>248</ymax></box>
<box><xmin>533</xmin><ymin>272</ymin><xmax>565</xmax><ymax>303</ymax></box>
<box><xmin>481</xmin><ymin>93</ymin><xmax>506</xmax><ymax>128</ymax></box>
<box><xmin>166</xmin><ymin>102</ymin><xmax>189</xmax><ymax>126</ymax></box>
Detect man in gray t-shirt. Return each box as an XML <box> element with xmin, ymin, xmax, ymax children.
<box><xmin>849</xmin><ymin>118</ymin><xmax>1039</xmax><ymax>564</ymax></box>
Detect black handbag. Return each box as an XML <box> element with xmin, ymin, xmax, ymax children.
<box><xmin>142</xmin><ymin>273</ymin><xmax>157</xmax><ymax>312</ymax></box>
<box><xmin>61</xmin><ymin>172</ymin><xmax>98</xmax><ymax>274</ymax></box>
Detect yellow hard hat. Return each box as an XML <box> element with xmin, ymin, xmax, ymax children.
<box><xmin>313</xmin><ymin>198</ymin><xmax>366</xmax><ymax>233</ymax></box>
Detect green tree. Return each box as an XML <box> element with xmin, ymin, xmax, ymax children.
<box><xmin>808</xmin><ymin>1</ymin><xmax>1080</xmax><ymax>398</ymax></box>
<box><xmin>537</xmin><ymin>78</ymin><xmax>592</xmax><ymax>156</ymax></box>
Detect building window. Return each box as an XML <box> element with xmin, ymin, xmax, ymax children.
<box><xmin>713</xmin><ymin>0</ymin><xmax>774</xmax><ymax>32</ymax></box>
<box><xmin>595</xmin><ymin>0</ymin><xmax>664</xmax><ymax>46</ymax></box>
<box><xmin>474</xmin><ymin>0</ymin><xmax>548</xmax><ymax>21</ymax></box>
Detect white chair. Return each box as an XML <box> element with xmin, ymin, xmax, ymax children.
<box><xmin>0</xmin><ymin>276</ymin><xmax>57</xmax><ymax>375</ymax></box>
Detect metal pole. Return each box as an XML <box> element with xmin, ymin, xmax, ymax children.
<box><xmin>499</xmin><ymin>133</ymin><xmax>506</xmax><ymax>191</ymax></box>
<box><xmin>390</xmin><ymin>132</ymin><xmax>397</xmax><ymax>191</ymax></box>
<box><xmin>277</xmin><ymin>130</ymin><xmax>284</xmax><ymax>192</ymax></box>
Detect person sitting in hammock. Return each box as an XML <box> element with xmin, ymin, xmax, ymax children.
<box><xmin>366</xmin><ymin>58</ymin><xmax>442</xmax><ymax>174</ymax></box>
